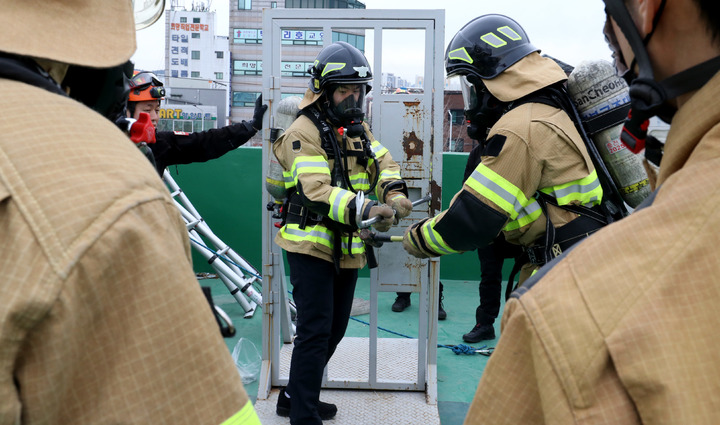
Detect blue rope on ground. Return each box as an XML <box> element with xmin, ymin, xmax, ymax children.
<box><xmin>349</xmin><ymin>316</ymin><xmax>489</xmax><ymax>355</ymax></box>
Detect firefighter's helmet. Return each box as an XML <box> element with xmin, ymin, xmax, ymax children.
<box><xmin>308</xmin><ymin>41</ymin><xmax>373</xmax><ymax>93</ymax></box>
<box><xmin>445</xmin><ymin>14</ymin><xmax>539</xmax><ymax>80</ymax></box>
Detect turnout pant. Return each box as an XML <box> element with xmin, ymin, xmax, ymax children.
<box><xmin>285</xmin><ymin>251</ymin><xmax>358</xmax><ymax>425</ymax></box>
<box><xmin>476</xmin><ymin>235</ymin><xmax>522</xmax><ymax>325</ymax></box>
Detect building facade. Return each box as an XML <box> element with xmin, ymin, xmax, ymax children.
<box><xmin>230</xmin><ymin>0</ymin><xmax>366</xmax><ymax>145</ymax></box>
<box><xmin>164</xmin><ymin>3</ymin><xmax>231</xmax><ymax>126</ymax></box>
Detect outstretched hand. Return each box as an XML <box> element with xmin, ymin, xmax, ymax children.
<box><xmin>252</xmin><ymin>94</ymin><xmax>268</xmax><ymax>131</ymax></box>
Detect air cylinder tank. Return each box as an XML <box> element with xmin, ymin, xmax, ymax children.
<box><xmin>568</xmin><ymin>60</ymin><xmax>651</xmax><ymax>208</ymax></box>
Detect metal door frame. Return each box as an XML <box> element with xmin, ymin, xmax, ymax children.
<box><xmin>259</xmin><ymin>8</ymin><xmax>445</xmax><ymax>402</ymax></box>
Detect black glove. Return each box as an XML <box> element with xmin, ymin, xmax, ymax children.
<box><xmin>251</xmin><ymin>94</ymin><xmax>268</xmax><ymax>131</ymax></box>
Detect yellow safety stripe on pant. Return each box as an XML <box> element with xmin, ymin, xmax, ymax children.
<box><xmin>219</xmin><ymin>400</ymin><xmax>261</xmax><ymax>425</ymax></box>
<box><xmin>282</xmin><ymin>170</ymin><xmax>294</xmax><ymax>189</ymax></box>
<box><xmin>349</xmin><ymin>171</ymin><xmax>370</xmax><ymax>191</ymax></box>
<box><xmin>539</xmin><ymin>169</ymin><xmax>603</xmax><ymax>206</ymax></box>
<box><xmin>371</xmin><ymin>140</ymin><xmax>389</xmax><ymax>158</ymax></box>
<box><xmin>465</xmin><ymin>164</ymin><xmax>542</xmax><ymax>232</ymax></box>
<box><xmin>422</xmin><ymin>216</ymin><xmax>462</xmax><ymax>255</ymax></box>
<box><xmin>341</xmin><ymin>234</ymin><xmax>365</xmax><ymax>255</ymax></box>
<box><xmin>280</xmin><ymin>223</ymin><xmax>333</xmax><ymax>250</ymax></box>
<box><xmin>328</xmin><ymin>187</ymin><xmax>354</xmax><ymax>224</ymax></box>
<box><xmin>290</xmin><ymin>155</ymin><xmax>330</xmax><ymax>186</ymax></box>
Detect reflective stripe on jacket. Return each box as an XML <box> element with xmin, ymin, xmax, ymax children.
<box><xmin>409</xmin><ymin>100</ymin><xmax>602</xmax><ymax>259</ymax></box>
<box><xmin>272</xmin><ymin>108</ymin><xmax>404</xmax><ymax>269</ymax></box>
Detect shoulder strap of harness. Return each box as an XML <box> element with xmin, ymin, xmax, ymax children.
<box><xmin>511</xmin><ymin>84</ymin><xmax>628</xmax><ymax>223</ymax></box>
<box><xmin>507</xmin><ymin>84</ymin><xmax>629</xmax><ymax>266</ymax></box>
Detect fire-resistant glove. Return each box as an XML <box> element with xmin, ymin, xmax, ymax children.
<box><xmin>387</xmin><ymin>192</ymin><xmax>413</xmax><ymax>223</ymax></box>
<box><xmin>402</xmin><ymin>222</ymin><xmax>430</xmax><ymax>259</ymax></box>
<box><xmin>251</xmin><ymin>94</ymin><xmax>268</xmax><ymax>131</ymax></box>
<box><xmin>368</xmin><ymin>204</ymin><xmax>394</xmax><ymax>232</ymax></box>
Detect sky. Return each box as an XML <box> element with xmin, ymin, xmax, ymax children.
<box><xmin>132</xmin><ymin>0</ymin><xmax>613</xmax><ymax>81</ymax></box>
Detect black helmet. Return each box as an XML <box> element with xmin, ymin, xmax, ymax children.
<box><xmin>445</xmin><ymin>14</ymin><xmax>539</xmax><ymax>79</ymax></box>
<box><xmin>308</xmin><ymin>41</ymin><xmax>372</xmax><ymax>93</ymax></box>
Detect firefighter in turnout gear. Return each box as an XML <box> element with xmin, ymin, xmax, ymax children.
<box><xmin>272</xmin><ymin>41</ymin><xmax>410</xmax><ymax>424</ymax></box>
<box><xmin>466</xmin><ymin>0</ymin><xmax>720</xmax><ymax>421</ymax></box>
<box><xmin>403</xmin><ymin>14</ymin><xmax>608</xmax><ymax>284</ymax></box>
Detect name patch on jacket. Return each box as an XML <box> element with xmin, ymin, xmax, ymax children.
<box><xmin>482</xmin><ymin>134</ymin><xmax>506</xmax><ymax>157</ymax></box>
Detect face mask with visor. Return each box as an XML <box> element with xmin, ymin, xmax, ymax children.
<box><xmin>457</xmin><ymin>75</ymin><xmax>506</xmax><ymax>141</ymax></box>
<box><xmin>328</xmin><ymin>84</ymin><xmax>367</xmax><ymax>138</ymax></box>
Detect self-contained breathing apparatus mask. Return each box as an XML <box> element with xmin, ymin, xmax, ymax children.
<box><xmin>324</xmin><ymin>83</ymin><xmax>367</xmax><ymax>138</ymax></box>
<box><xmin>458</xmin><ymin>75</ymin><xmax>506</xmax><ymax>141</ymax></box>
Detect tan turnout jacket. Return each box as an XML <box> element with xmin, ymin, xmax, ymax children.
<box><xmin>465</xmin><ymin>72</ymin><xmax>720</xmax><ymax>424</ymax></box>
<box><xmin>407</xmin><ymin>53</ymin><xmax>602</xmax><ymax>282</ymax></box>
<box><xmin>273</xmin><ymin>94</ymin><xmax>404</xmax><ymax>269</ymax></box>
<box><xmin>0</xmin><ymin>80</ymin><xmax>255</xmax><ymax>424</ymax></box>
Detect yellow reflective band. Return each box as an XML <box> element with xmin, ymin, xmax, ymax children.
<box><xmin>466</xmin><ymin>165</ymin><xmax>528</xmax><ymax>219</ymax></box>
<box><xmin>329</xmin><ymin>187</ymin><xmax>354</xmax><ymax>224</ymax></box>
<box><xmin>219</xmin><ymin>401</ymin><xmax>261</xmax><ymax>425</ymax></box>
<box><xmin>539</xmin><ymin>170</ymin><xmax>603</xmax><ymax>206</ymax></box>
<box><xmin>349</xmin><ymin>172</ymin><xmax>370</xmax><ymax>191</ymax></box>
<box><xmin>341</xmin><ymin>234</ymin><xmax>365</xmax><ymax>255</ymax></box>
<box><xmin>503</xmin><ymin>207</ymin><xmax>543</xmax><ymax>232</ymax></box>
<box><xmin>423</xmin><ymin>217</ymin><xmax>461</xmax><ymax>255</ymax></box>
<box><xmin>448</xmin><ymin>47</ymin><xmax>473</xmax><ymax>64</ymax></box>
<box><xmin>322</xmin><ymin>62</ymin><xmax>346</xmax><ymax>77</ymax></box>
<box><xmin>497</xmin><ymin>26</ymin><xmax>521</xmax><ymax>41</ymax></box>
<box><xmin>280</xmin><ymin>223</ymin><xmax>333</xmax><ymax>249</ymax></box>
<box><xmin>481</xmin><ymin>32</ymin><xmax>507</xmax><ymax>48</ymax></box>
<box><xmin>380</xmin><ymin>169</ymin><xmax>401</xmax><ymax>181</ymax></box>
<box><xmin>283</xmin><ymin>171</ymin><xmax>294</xmax><ymax>189</ymax></box>
<box><xmin>291</xmin><ymin>155</ymin><xmax>330</xmax><ymax>185</ymax></box>
<box><xmin>371</xmin><ymin>140</ymin><xmax>389</xmax><ymax>158</ymax></box>
<box><xmin>466</xmin><ymin>164</ymin><xmax>543</xmax><ymax>232</ymax></box>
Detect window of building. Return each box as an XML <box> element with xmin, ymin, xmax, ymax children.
<box><xmin>191</xmin><ymin>51</ymin><xmax>200</xmax><ymax>60</ymax></box>
<box><xmin>285</xmin><ymin>0</ymin><xmax>365</xmax><ymax>8</ymax></box>
<box><xmin>271</xmin><ymin>1</ymin><xmax>277</xmax><ymax>7</ymax></box>
<box><xmin>233</xmin><ymin>60</ymin><xmax>261</xmax><ymax>75</ymax></box>
<box><xmin>180</xmin><ymin>17</ymin><xmax>187</xmax><ymax>23</ymax></box>
<box><xmin>192</xmin><ymin>32</ymin><xmax>200</xmax><ymax>39</ymax></box>
<box><xmin>238</xmin><ymin>0</ymin><xmax>252</xmax><ymax>9</ymax></box>
<box><xmin>332</xmin><ymin>31</ymin><xmax>364</xmax><ymax>51</ymax></box>
<box><xmin>233</xmin><ymin>92</ymin><xmax>260</xmax><ymax>107</ymax></box>
<box><xmin>193</xmin><ymin>17</ymin><xmax>201</xmax><ymax>23</ymax></box>
<box><xmin>216</xmin><ymin>51</ymin><xmax>224</xmax><ymax>59</ymax></box>
<box><xmin>191</xmin><ymin>71</ymin><xmax>200</xmax><ymax>78</ymax></box>
<box><xmin>450</xmin><ymin>109</ymin><xmax>465</xmax><ymax>125</ymax></box>
<box><xmin>174</xmin><ymin>120</ymin><xmax>194</xmax><ymax>133</ymax></box>
<box><xmin>233</xmin><ymin>28</ymin><xmax>262</xmax><ymax>44</ymax></box>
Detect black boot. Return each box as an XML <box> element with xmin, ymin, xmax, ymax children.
<box><xmin>276</xmin><ymin>387</ymin><xmax>338</xmax><ymax>420</ymax></box>
<box><xmin>438</xmin><ymin>282</ymin><xmax>446</xmax><ymax>320</ymax></box>
<box><xmin>392</xmin><ymin>292</ymin><xmax>411</xmax><ymax>312</ymax></box>
<box><xmin>462</xmin><ymin>324</ymin><xmax>495</xmax><ymax>343</ymax></box>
